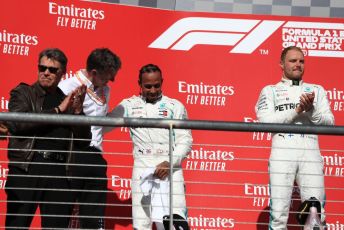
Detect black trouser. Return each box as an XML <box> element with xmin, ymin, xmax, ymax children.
<box><xmin>5</xmin><ymin>153</ymin><xmax>74</xmax><ymax>230</ymax></box>
<box><xmin>70</xmin><ymin>146</ymin><xmax>108</xmax><ymax>229</ymax></box>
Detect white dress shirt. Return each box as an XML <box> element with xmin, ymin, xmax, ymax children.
<box><xmin>58</xmin><ymin>70</ymin><xmax>110</xmax><ymax>151</ymax></box>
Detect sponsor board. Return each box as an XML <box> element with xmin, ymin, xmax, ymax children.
<box><xmin>323</xmin><ymin>153</ymin><xmax>344</xmax><ymax>177</ymax></box>
<box><xmin>327</xmin><ymin>88</ymin><xmax>344</xmax><ymax>112</ymax></box>
<box><xmin>49</xmin><ymin>2</ymin><xmax>105</xmax><ymax>30</ymax></box>
<box><xmin>61</xmin><ymin>70</ymin><xmax>77</xmax><ymax>81</ymax></box>
<box><xmin>179</xmin><ymin>81</ymin><xmax>235</xmax><ymax>107</ymax></box>
<box><xmin>111</xmin><ymin>175</ymin><xmax>132</xmax><ymax>200</ymax></box>
<box><xmin>0</xmin><ymin>96</ymin><xmax>8</xmax><ymax>112</ymax></box>
<box><xmin>150</xmin><ymin>17</ymin><xmax>344</xmax><ymax>58</ymax></box>
<box><xmin>243</xmin><ymin>117</ymin><xmax>272</xmax><ymax>141</ymax></box>
<box><xmin>0</xmin><ymin>165</ymin><xmax>8</xmax><ymax>190</ymax></box>
<box><xmin>186</xmin><ymin>147</ymin><xmax>235</xmax><ymax>172</ymax></box>
<box><xmin>326</xmin><ymin>221</ymin><xmax>344</xmax><ymax>230</ymax></box>
<box><xmin>244</xmin><ymin>183</ymin><xmax>270</xmax><ymax>207</ymax></box>
<box><xmin>0</xmin><ymin>29</ymin><xmax>38</xmax><ymax>56</ymax></box>
<box><xmin>189</xmin><ymin>214</ymin><xmax>235</xmax><ymax>229</ymax></box>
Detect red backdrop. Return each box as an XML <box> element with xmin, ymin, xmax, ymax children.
<box><xmin>0</xmin><ymin>0</ymin><xmax>343</xmax><ymax>229</ymax></box>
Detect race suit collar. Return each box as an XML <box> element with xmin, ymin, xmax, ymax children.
<box><xmin>281</xmin><ymin>77</ymin><xmax>303</xmax><ymax>86</ymax></box>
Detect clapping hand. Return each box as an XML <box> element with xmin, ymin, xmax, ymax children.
<box><xmin>71</xmin><ymin>85</ymin><xmax>87</xmax><ymax>114</ymax></box>
<box><xmin>57</xmin><ymin>85</ymin><xmax>87</xmax><ymax>114</ymax></box>
<box><xmin>296</xmin><ymin>92</ymin><xmax>315</xmax><ymax>113</ymax></box>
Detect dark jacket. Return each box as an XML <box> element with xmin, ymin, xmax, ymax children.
<box><xmin>6</xmin><ymin>82</ymin><xmax>91</xmax><ymax>172</ymax></box>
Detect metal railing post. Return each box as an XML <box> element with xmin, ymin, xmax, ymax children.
<box><xmin>169</xmin><ymin>123</ymin><xmax>174</xmax><ymax>230</ymax></box>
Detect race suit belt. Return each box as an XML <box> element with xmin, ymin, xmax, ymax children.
<box><xmin>278</xmin><ymin>133</ymin><xmax>317</xmax><ymax>140</ymax></box>
<box><xmin>138</xmin><ymin>148</ymin><xmax>170</xmax><ymax>155</ymax></box>
<box><xmin>36</xmin><ymin>151</ymin><xmax>66</xmax><ymax>162</ymax></box>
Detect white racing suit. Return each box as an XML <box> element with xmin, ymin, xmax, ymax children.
<box><xmin>255</xmin><ymin>78</ymin><xmax>334</xmax><ymax>229</ymax></box>
<box><xmin>109</xmin><ymin>95</ymin><xmax>193</xmax><ymax>230</ymax></box>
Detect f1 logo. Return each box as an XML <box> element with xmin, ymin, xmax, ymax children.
<box><xmin>148</xmin><ymin>17</ymin><xmax>284</xmax><ymax>53</ymax></box>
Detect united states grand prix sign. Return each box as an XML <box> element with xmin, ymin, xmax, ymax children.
<box><xmin>149</xmin><ymin>17</ymin><xmax>344</xmax><ymax>58</ymax></box>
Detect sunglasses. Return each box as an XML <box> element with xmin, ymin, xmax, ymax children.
<box><xmin>38</xmin><ymin>65</ymin><xmax>59</xmax><ymax>74</ymax></box>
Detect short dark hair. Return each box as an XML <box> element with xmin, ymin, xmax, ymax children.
<box><xmin>38</xmin><ymin>48</ymin><xmax>68</xmax><ymax>73</ymax></box>
<box><xmin>280</xmin><ymin>46</ymin><xmax>303</xmax><ymax>63</ymax></box>
<box><xmin>86</xmin><ymin>48</ymin><xmax>121</xmax><ymax>76</ymax></box>
<box><xmin>138</xmin><ymin>64</ymin><xmax>162</xmax><ymax>83</ymax></box>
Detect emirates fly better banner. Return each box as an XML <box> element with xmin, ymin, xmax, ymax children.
<box><xmin>0</xmin><ymin>0</ymin><xmax>343</xmax><ymax>229</ymax></box>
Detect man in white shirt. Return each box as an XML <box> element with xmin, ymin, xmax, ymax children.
<box><xmin>58</xmin><ymin>48</ymin><xmax>121</xmax><ymax>229</ymax></box>
<box><xmin>255</xmin><ymin>46</ymin><xmax>334</xmax><ymax>229</ymax></box>
<box><xmin>107</xmin><ymin>64</ymin><xmax>192</xmax><ymax>230</ymax></box>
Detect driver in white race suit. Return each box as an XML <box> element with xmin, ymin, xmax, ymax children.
<box><xmin>255</xmin><ymin>46</ymin><xmax>334</xmax><ymax>229</ymax></box>
<box><xmin>107</xmin><ymin>64</ymin><xmax>192</xmax><ymax>230</ymax></box>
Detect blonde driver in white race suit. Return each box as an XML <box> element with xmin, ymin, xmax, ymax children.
<box><xmin>106</xmin><ymin>64</ymin><xmax>192</xmax><ymax>230</ymax></box>
<box><xmin>255</xmin><ymin>46</ymin><xmax>334</xmax><ymax>229</ymax></box>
